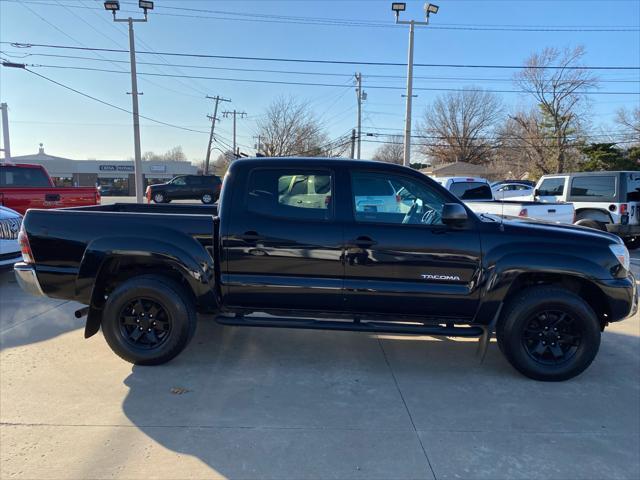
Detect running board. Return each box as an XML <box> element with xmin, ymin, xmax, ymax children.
<box><xmin>215</xmin><ymin>315</ymin><xmax>483</xmax><ymax>337</ymax></box>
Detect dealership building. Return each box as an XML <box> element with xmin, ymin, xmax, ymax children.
<box><xmin>10</xmin><ymin>144</ymin><xmax>198</xmax><ymax>195</ymax></box>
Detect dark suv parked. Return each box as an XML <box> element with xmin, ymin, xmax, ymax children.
<box><xmin>146</xmin><ymin>175</ymin><xmax>222</xmax><ymax>204</ymax></box>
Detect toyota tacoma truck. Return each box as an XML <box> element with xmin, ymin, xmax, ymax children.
<box><xmin>14</xmin><ymin>158</ymin><xmax>638</xmax><ymax>381</ymax></box>
<box><xmin>0</xmin><ymin>163</ymin><xmax>100</xmax><ymax>215</ymax></box>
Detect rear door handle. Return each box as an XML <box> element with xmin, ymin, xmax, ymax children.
<box><xmin>240</xmin><ymin>231</ymin><xmax>262</xmax><ymax>242</ymax></box>
<box><xmin>349</xmin><ymin>236</ymin><xmax>377</xmax><ymax>248</ymax></box>
<box><xmin>45</xmin><ymin>194</ymin><xmax>60</xmax><ymax>202</ymax></box>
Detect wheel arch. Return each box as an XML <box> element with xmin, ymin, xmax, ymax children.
<box><xmin>575</xmin><ymin>208</ymin><xmax>612</xmax><ymax>224</ymax></box>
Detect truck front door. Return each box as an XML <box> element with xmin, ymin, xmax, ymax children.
<box><xmin>223</xmin><ymin>166</ymin><xmax>345</xmax><ymax>311</ymax></box>
<box><xmin>342</xmin><ymin>170</ymin><xmax>482</xmax><ymax>320</ymax></box>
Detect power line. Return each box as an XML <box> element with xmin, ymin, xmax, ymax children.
<box><xmin>17</xmin><ymin>62</ymin><xmax>640</xmax><ymax>95</ymax></box>
<box><xmin>7</xmin><ymin>0</ymin><xmax>639</xmax><ymax>32</ymax></box>
<box><xmin>4</xmin><ymin>51</ymin><xmax>640</xmax><ymax>83</ymax></box>
<box><xmin>18</xmin><ymin>67</ymin><xmax>208</xmax><ymax>134</ymax></box>
<box><xmin>5</xmin><ymin>42</ymin><xmax>640</xmax><ymax>70</ymax></box>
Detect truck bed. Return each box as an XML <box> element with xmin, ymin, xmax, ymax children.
<box><xmin>465</xmin><ymin>200</ymin><xmax>575</xmax><ymax>224</ymax></box>
<box><xmin>22</xmin><ymin>203</ymin><xmax>219</xmax><ymax>305</ymax></box>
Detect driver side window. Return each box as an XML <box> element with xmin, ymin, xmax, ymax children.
<box><xmin>351</xmin><ymin>171</ymin><xmax>447</xmax><ymax>225</ymax></box>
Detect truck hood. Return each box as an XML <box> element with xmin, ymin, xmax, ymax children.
<box><xmin>482</xmin><ymin>213</ymin><xmax>621</xmax><ymax>244</ymax></box>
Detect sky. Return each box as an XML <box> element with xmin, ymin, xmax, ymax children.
<box><xmin>1</xmin><ymin>0</ymin><xmax>639</xmax><ymax>163</ymax></box>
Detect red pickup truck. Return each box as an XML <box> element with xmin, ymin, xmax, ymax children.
<box><xmin>0</xmin><ymin>163</ymin><xmax>100</xmax><ymax>215</ymax></box>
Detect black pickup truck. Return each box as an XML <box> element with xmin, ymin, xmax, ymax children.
<box><xmin>14</xmin><ymin>158</ymin><xmax>638</xmax><ymax>381</ymax></box>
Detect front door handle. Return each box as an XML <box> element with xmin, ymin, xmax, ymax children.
<box><xmin>349</xmin><ymin>236</ymin><xmax>377</xmax><ymax>248</ymax></box>
<box><xmin>240</xmin><ymin>231</ymin><xmax>262</xmax><ymax>242</ymax></box>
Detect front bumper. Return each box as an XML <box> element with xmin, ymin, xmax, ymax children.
<box><xmin>606</xmin><ymin>224</ymin><xmax>640</xmax><ymax>238</ymax></box>
<box><xmin>13</xmin><ymin>262</ymin><xmax>45</xmax><ymax>297</ymax></box>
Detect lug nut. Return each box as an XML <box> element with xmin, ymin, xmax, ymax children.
<box><xmin>551</xmin><ymin>342</ymin><xmax>556</xmax><ymax>346</ymax></box>
<box><xmin>148</xmin><ymin>328</ymin><xmax>151</xmax><ymax>332</ymax></box>
<box><xmin>538</xmin><ymin>333</ymin><xmax>543</xmax><ymax>337</ymax></box>
<box><xmin>136</xmin><ymin>319</ymin><xmax>140</xmax><ymax>323</ymax></box>
<box><xmin>138</xmin><ymin>327</ymin><xmax>143</xmax><ymax>331</ymax></box>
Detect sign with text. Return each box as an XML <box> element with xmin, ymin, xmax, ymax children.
<box><xmin>99</xmin><ymin>165</ymin><xmax>135</xmax><ymax>172</ymax></box>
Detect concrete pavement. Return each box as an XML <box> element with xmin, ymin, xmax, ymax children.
<box><xmin>1</xmin><ymin>253</ymin><xmax>639</xmax><ymax>479</ymax></box>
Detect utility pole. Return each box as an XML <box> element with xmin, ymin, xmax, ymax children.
<box><xmin>350</xmin><ymin>128</ymin><xmax>356</xmax><ymax>159</ymax></box>
<box><xmin>204</xmin><ymin>95</ymin><xmax>231</xmax><ymax>174</ymax></box>
<box><xmin>105</xmin><ymin>0</ymin><xmax>154</xmax><ymax>203</ymax></box>
<box><xmin>354</xmin><ymin>73</ymin><xmax>365</xmax><ymax>160</ymax></box>
<box><xmin>253</xmin><ymin>135</ymin><xmax>262</xmax><ymax>155</ymax></box>
<box><xmin>222</xmin><ymin>110</ymin><xmax>247</xmax><ymax>158</ymax></box>
<box><xmin>0</xmin><ymin>103</ymin><xmax>10</xmax><ymax>162</ymax></box>
<box><xmin>392</xmin><ymin>2</ymin><xmax>440</xmax><ymax>167</ymax></box>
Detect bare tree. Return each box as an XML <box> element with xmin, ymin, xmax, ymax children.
<box><xmin>615</xmin><ymin>107</ymin><xmax>640</xmax><ymax>144</ymax></box>
<box><xmin>418</xmin><ymin>89</ymin><xmax>502</xmax><ymax>165</ymax></box>
<box><xmin>256</xmin><ymin>96</ymin><xmax>329</xmax><ymax>157</ymax></box>
<box><xmin>514</xmin><ymin>46</ymin><xmax>597</xmax><ymax>173</ymax></box>
<box><xmin>372</xmin><ymin>135</ymin><xmax>404</xmax><ymax>164</ymax></box>
<box><xmin>143</xmin><ymin>145</ymin><xmax>188</xmax><ymax>162</ymax></box>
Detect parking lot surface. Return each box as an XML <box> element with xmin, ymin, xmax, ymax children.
<box><xmin>1</xmin><ymin>252</ymin><xmax>639</xmax><ymax>479</ymax></box>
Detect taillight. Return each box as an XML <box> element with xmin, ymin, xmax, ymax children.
<box><xmin>396</xmin><ymin>194</ymin><xmax>402</xmax><ymax>203</ymax></box>
<box><xmin>0</xmin><ymin>192</ymin><xmax>3</xmax><ymax>205</ymax></box>
<box><xmin>518</xmin><ymin>208</ymin><xmax>528</xmax><ymax>217</ymax></box>
<box><xmin>18</xmin><ymin>227</ymin><xmax>34</xmax><ymax>264</ymax></box>
<box><xmin>620</xmin><ymin>203</ymin><xmax>628</xmax><ymax>214</ymax></box>
<box><xmin>95</xmin><ymin>190</ymin><xmax>101</xmax><ymax>204</ymax></box>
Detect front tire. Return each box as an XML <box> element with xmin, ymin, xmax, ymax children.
<box><xmin>153</xmin><ymin>192</ymin><xmax>166</xmax><ymax>204</ymax></box>
<box><xmin>497</xmin><ymin>286</ymin><xmax>601</xmax><ymax>381</ymax></box>
<box><xmin>101</xmin><ymin>275</ymin><xmax>196</xmax><ymax>365</ymax></box>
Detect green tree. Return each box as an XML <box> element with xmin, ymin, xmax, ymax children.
<box><xmin>581</xmin><ymin>143</ymin><xmax>637</xmax><ymax>171</ymax></box>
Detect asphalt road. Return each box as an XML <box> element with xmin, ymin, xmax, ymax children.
<box><xmin>1</xmin><ymin>252</ymin><xmax>638</xmax><ymax>479</ymax></box>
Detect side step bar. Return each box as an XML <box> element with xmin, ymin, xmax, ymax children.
<box><xmin>215</xmin><ymin>315</ymin><xmax>483</xmax><ymax>337</ymax></box>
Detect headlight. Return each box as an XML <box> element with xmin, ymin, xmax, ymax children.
<box><xmin>609</xmin><ymin>244</ymin><xmax>630</xmax><ymax>271</ymax></box>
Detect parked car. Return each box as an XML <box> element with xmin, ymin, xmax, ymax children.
<box><xmin>534</xmin><ymin>171</ymin><xmax>640</xmax><ymax>249</ymax></box>
<box><xmin>435</xmin><ymin>177</ymin><xmax>575</xmax><ymax>224</ymax></box>
<box><xmin>146</xmin><ymin>175</ymin><xmax>222</xmax><ymax>204</ymax></box>
<box><xmin>0</xmin><ymin>205</ymin><xmax>21</xmax><ymax>270</ymax></box>
<box><xmin>15</xmin><ymin>158</ymin><xmax>637</xmax><ymax>381</ymax></box>
<box><xmin>492</xmin><ymin>182</ymin><xmax>535</xmax><ymax>200</ymax></box>
<box><xmin>0</xmin><ymin>163</ymin><xmax>100</xmax><ymax>215</ymax></box>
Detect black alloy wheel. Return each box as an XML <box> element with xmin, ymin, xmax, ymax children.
<box><xmin>521</xmin><ymin>310</ymin><xmax>582</xmax><ymax>366</ymax></box>
<box><xmin>119</xmin><ymin>298</ymin><xmax>172</xmax><ymax>350</ymax></box>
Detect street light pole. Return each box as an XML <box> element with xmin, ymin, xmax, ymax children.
<box><xmin>403</xmin><ymin>22</ymin><xmax>414</xmax><ymax>168</ymax></box>
<box><xmin>392</xmin><ymin>2</ymin><xmax>439</xmax><ymax>167</ymax></box>
<box><xmin>126</xmin><ymin>18</ymin><xmax>144</xmax><ymax>203</ymax></box>
<box><xmin>104</xmin><ymin>0</ymin><xmax>153</xmax><ymax>203</ymax></box>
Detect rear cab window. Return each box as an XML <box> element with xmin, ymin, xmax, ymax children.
<box><xmin>0</xmin><ymin>166</ymin><xmax>51</xmax><ymax>187</ymax></box>
<box><xmin>247</xmin><ymin>169</ymin><xmax>333</xmax><ymax>221</ymax></box>
<box><xmin>449</xmin><ymin>182</ymin><xmax>493</xmax><ymax>200</ymax></box>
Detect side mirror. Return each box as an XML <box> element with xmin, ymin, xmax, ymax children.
<box><xmin>533</xmin><ymin>188</ymin><xmax>540</xmax><ymax>197</ymax></box>
<box><xmin>442</xmin><ymin>203</ymin><xmax>468</xmax><ymax>225</ymax></box>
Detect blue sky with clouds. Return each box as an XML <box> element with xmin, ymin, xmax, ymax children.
<box><xmin>1</xmin><ymin>0</ymin><xmax>639</xmax><ymax>162</ymax></box>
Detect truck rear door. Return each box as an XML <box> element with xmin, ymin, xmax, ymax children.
<box><xmin>222</xmin><ymin>166</ymin><xmax>345</xmax><ymax>311</ymax></box>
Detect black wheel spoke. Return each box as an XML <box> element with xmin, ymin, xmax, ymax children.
<box><xmin>148</xmin><ymin>304</ymin><xmax>160</xmax><ymax>317</ymax></box>
<box><xmin>145</xmin><ymin>329</ymin><xmax>159</xmax><ymax>344</ymax></box>
<box><xmin>532</xmin><ymin>341</ymin><xmax>547</xmax><ymax>356</ymax></box>
<box><xmin>122</xmin><ymin>315</ymin><xmax>138</xmax><ymax>326</ymax></box>
<box><xmin>128</xmin><ymin>328</ymin><xmax>144</xmax><ymax>342</ymax></box>
<box><xmin>549</xmin><ymin>344</ymin><xmax>564</xmax><ymax>359</ymax></box>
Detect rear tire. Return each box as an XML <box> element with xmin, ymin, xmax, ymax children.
<box><xmin>624</xmin><ymin>237</ymin><xmax>639</xmax><ymax>250</ymax></box>
<box><xmin>101</xmin><ymin>275</ymin><xmax>197</xmax><ymax>365</ymax></box>
<box><xmin>201</xmin><ymin>193</ymin><xmax>214</xmax><ymax>204</ymax></box>
<box><xmin>153</xmin><ymin>192</ymin><xmax>166</xmax><ymax>204</ymax></box>
<box><xmin>574</xmin><ymin>218</ymin><xmax>605</xmax><ymax>231</ymax></box>
<box><xmin>497</xmin><ymin>286</ymin><xmax>600</xmax><ymax>381</ymax></box>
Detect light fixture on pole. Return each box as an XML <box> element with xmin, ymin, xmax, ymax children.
<box><xmin>392</xmin><ymin>2</ymin><xmax>439</xmax><ymax>167</ymax></box>
<box><xmin>103</xmin><ymin>0</ymin><xmax>153</xmax><ymax>203</ymax></box>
